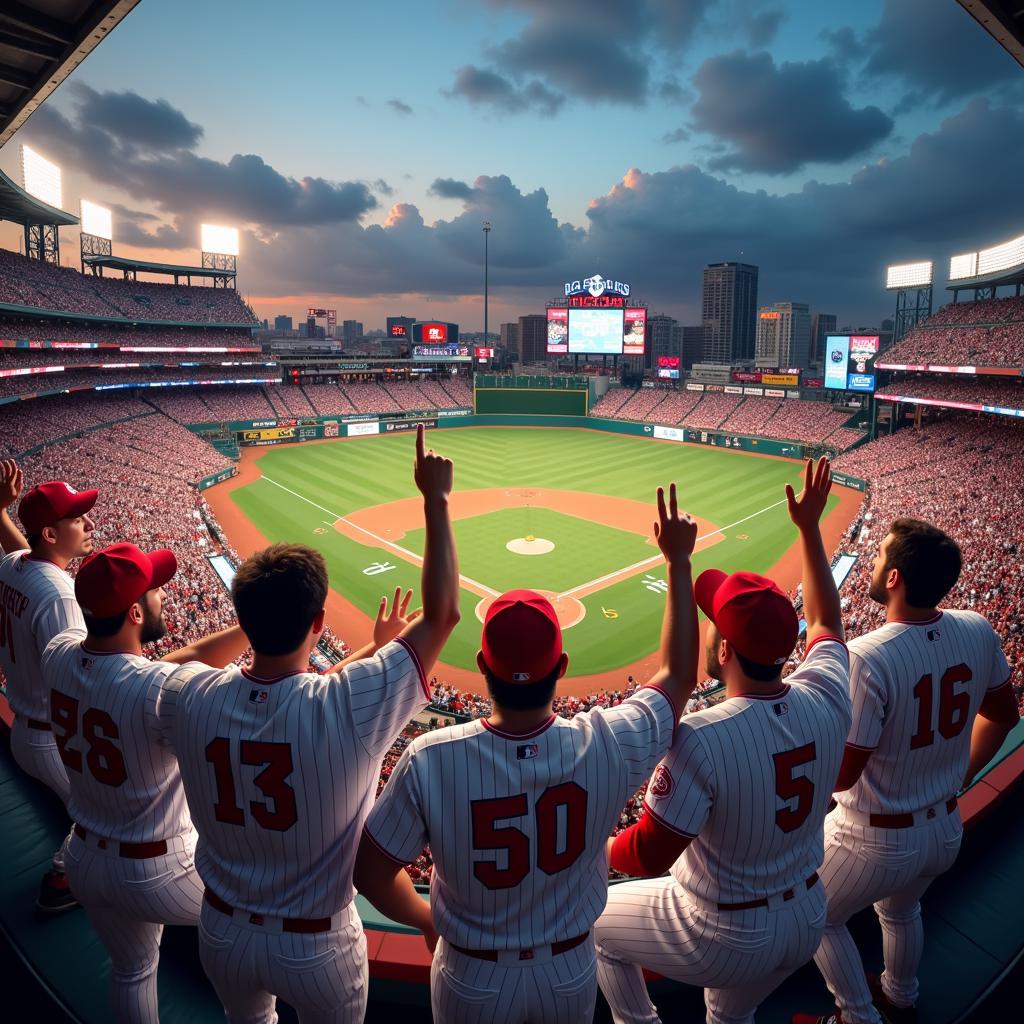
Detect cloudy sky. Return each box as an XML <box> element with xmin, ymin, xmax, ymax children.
<box><xmin>1</xmin><ymin>0</ymin><xmax>1022</xmax><ymax>331</ymax></box>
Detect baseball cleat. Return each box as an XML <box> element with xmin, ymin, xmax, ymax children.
<box><xmin>867</xmin><ymin>974</ymin><xmax>917</xmax><ymax>1024</ymax></box>
<box><xmin>36</xmin><ymin>869</ymin><xmax>79</xmax><ymax>914</ymax></box>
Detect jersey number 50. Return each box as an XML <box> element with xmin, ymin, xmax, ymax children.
<box><xmin>471</xmin><ymin>782</ymin><xmax>588</xmax><ymax>889</ymax></box>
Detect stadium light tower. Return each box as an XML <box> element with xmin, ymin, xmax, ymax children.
<box><xmin>885</xmin><ymin>261</ymin><xmax>933</xmax><ymax>343</ymax></box>
<box><xmin>483</xmin><ymin>220</ymin><xmax>492</xmax><ymax>343</ymax></box>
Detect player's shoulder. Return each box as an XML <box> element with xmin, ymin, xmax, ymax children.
<box><xmin>0</xmin><ymin>548</ymin><xmax>26</xmax><ymax>573</ymax></box>
<box><xmin>42</xmin><ymin>626</ymin><xmax>84</xmax><ymax>664</ymax></box>
<box><xmin>939</xmin><ymin>608</ymin><xmax>993</xmax><ymax>633</ymax></box>
<box><xmin>405</xmin><ymin>719</ymin><xmax>484</xmax><ymax>757</ymax></box>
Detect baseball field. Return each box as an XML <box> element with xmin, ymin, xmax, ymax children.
<box><xmin>205</xmin><ymin>427</ymin><xmax>862</xmax><ymax>694</ymax></box>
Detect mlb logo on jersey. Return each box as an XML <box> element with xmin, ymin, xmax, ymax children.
<box><xmin>249</xmin><ymin>688</ymin><xmax>269</xmax><ymax>705</ymax></box>
<box><xmin>80</xmin><ymin>656</ymin><xmax>94</xmax><ymax>670</ymax></box>
<box><xmin>773</xmin><ymin>701</ymin><xmax>790</xmax><ymax>717</ymax></box>
<box><xmin>928</xmin><ymin>629</ymin><xmax>942</xmax><ymax>642</ymax></box>
<box><xmin>517</xmin><ymin>743</ymin><xmax>539</xmax><ymax>760</ymax></box>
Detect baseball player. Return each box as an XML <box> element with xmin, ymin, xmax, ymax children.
<box><xmin>795</xmin><ymin>518</ymin><xmax>1019</xmax><ymax>1024</ymax></box>
<box><xmin>42</xmin><ymin>542</ymin><xmax>248</xmax><ymax>1024</ymax></box>
<box><xmin>593</xmin><ymin>457</ymin><xmax>853</xmax><ymax>1024</ymax></box>
<box><xmin>354</xmin><ymin>481</ymin><xmax>699</xmax><ymax>1024</ymax></box>
<box><xmin>161</xmin><ymin>424</ymin><xmax>460</xmax><ymax>1024</ymax></box>
<box><xmin>0</xmin><ymin>459</ymin><xmax>97</xmax><ymax>911</ymax></box>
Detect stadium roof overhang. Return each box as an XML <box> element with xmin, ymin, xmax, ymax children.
<box><xmin>946</xmin><ymin>264</ymin><xmax>1024</xmax><ymax>292</ymax></box>
<box><xmin>0</xmin><ymin>165</ymin><xmax>76</xmax><ymax>225</ymax></box>
<box><xmin>82</xmin><ymin>254</ymin><xmax>236</xmax><ymax>280</ymax></box>
<box><xmin>0</xmin><ymin>1</ymin><xmax>140</xmax><ymax>149</ymax></box>
<box><xmin>956</xmin><ymin>1</ymin><xmax>1024</xmax><ymax>68</ymax></box>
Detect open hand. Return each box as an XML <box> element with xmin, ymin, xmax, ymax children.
<box><xmin>653</xmin><ymin>483</ymin><xmax>698</xmax><ymax>564</ymax></box>
<box><xmin>0</xmin><ymin>460</ymin><xmax>23</xmax><ymax>510</ymax></box>
<box><xmin>785</xmin><ymin>457</ymin><xmax>832</xmax><ymax>533</ymax></box>
<box><xmin>413</xmin><ymin>423</ymin><xmax>453</xmax><ymax>502</ymax></box>
<box><xmin>372</xmin><ymin>587</ymin><xmax>420</xmax><ymax>649</ymax></box>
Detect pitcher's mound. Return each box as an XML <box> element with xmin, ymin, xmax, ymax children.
<box><xmin>475</xmin><ymin>590</ymin><xmax>586</xmax><ymax>630</ymax></box>
<box><xmin>506</xmin><ymin>537</ymin><xmax>554</xmax><ymax>555</ymax></box>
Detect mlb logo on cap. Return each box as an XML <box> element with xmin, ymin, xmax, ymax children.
<box><xmin>512</xmin><ymin>672</ymin><xmax>531</xmax><ymax>682</ymax></box>
<box><xmin>481</xmin><ymin>589</ymin><xmax>563</xmax><ymax>685</ymax></box>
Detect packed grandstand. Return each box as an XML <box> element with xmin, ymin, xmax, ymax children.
<box><xmin>2</xmin><ymin>242</ymin><xmax>1023</xmax><ymax>888</ymax></box>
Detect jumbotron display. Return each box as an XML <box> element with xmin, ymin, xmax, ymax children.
<box><xmin>824</xmin><ymin>334</ymin><xmax>879</xmax><ymax>393</ymax></box>
<box><xmin>546</xmin><ymin>306</ymin><xmax>646</xmax><ymax>355</ymax></box>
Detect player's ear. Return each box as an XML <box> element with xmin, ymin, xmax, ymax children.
<box><xmin>128</xmin><ymin>601</ymin><xmax>144</xmax><ymax>626</ymax></box>
<box><xmin>476</xmin><ymin>650</ymin><xmax>487</xmax><ymax>674</ymax></box>
<box><xmin>555</xmin><ymin>652</ymin><xmax>569</xmax><ymax>679</ymax></box>
<box><xmin>40</xmin><ymin>524</ymin><xmax>57</xmax><ymax>546</ymax></box>
<box><xmin>886</xmin><ymin>567</ymin><xmax>901</xmax><ymax>592</ymax></box>
<box><xmin>312</xmin><ymin>608</ymin><xmax>326</xmax><ymax>635</ymax></box>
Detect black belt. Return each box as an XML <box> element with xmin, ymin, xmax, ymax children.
<box><xmin>450</xmin><ymin>931</ymin><xmax>590</xmax><ymax>962</ymax></box>
<box><xmin>869</xmin><ymin>797</ymin><xmax>958</xmax><ymax>829</ymax></box>
<box><xmin>73</xmin><ymin>823</ymin><xmax>169</xmax><ymax>859</ymax></box>
<box><xmin>716</xmin><ymin>873</ymin><xmax>819</xmax><ymax>911</ymax></box>
<box><xmin>204</xmin><ymin>888</ymin><xmax>334</xmax><ymax>935</ymax></box>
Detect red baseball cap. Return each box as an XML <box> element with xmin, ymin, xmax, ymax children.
<box><xmin>695</xmin><ymin>569</ymin><xmax>798</xmax><ymax>667</ymax></box>
<box><xmin>481</xmin><ymin>589</ymin><xmax>563</xmax><ymax>684</ymax></box>
<box><xmin>18</xmin><ymin>481</ymin><xmax>98</xmax><ymax>534</ymax></box>
<box><xmin>75</xmin><ymin>543</ymin><xmax>177</xmax><ymax>618</ymax></box>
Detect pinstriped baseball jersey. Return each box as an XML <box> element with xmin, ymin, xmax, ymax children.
<box><xmin>363</xmin><ymin>686</ymin><xmax>677</xmax><ymax>949</ymax></box>
<box><xmin>645</xmin><ymin>638</ymin><xmax>851</xmax><ymax>904</ymax></box>
<box><xmin>161</xmin><ymin>637</ymin><xmax>429</xmax><ymax>920</ymax></box>
<box><xmin>839</xmin><ymin>609</ymin><xmax>1011</xmax><ymax>817</ymax></box>
<box><xmin>0</xmin><ymin>551</ymin><xmax>85</xmax><ymax>719</ymax></box>
<box><xmin>41</xmin><ymin>629</ymin><xmax>191</xmax><ymax>843</ymax></box>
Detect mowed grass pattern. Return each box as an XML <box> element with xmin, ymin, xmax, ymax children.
<box><xmin>230</xmin><ymin>428</ymin><xmax>834</xmax><ymax>676</ymax></box>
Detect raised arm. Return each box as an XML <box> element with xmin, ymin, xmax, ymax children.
<box><xmin>646</xmin><ymin>482</ymin><xmax>699</xmax><ymax>714</ymax></box>
<box><xmin>785</xmin><ymin>457</ymin><xmax>844</xmax><ymax>645</ymax></box>
<box><xmin>396</xmin><ymin>424</ymin><xmax>461</xmax><ymax>673</ymax></box>
<box><xmin>0</xmin><ymin>460</ymin><xmax>28</xmax><ymax>554</ymax></box>
<box><xmin>325</xmin><ymin>588</ymin><xmax>418</xmax><ymax>672</ymax></box>
<box><xmin>160</xmin><ymin>625</ymin><xmax>249</xmax><ymax>667</ymax></box>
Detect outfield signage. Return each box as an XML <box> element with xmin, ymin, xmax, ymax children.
<box><xmin>347</xmin><ymin>421</ymin><xmax>380</xmax><ymax>437</ymax></box>
<box><xmin>652</xmin><ymin>425</ymin><xmax>685</xmax><ymax>443</ymax></box>
<box><xmin>743</xmin><ymin>386</ymin><xmax>764</xmax><ymax>396</ymax></box>
<box><xmin>196</xmin><ymin>467</ymin><xmax>237</xmax><ymax>490</ymax></box>
<box><xmin>765</xmin><ymin>388</ymin><xmax>785</xmax><ymax>398</ymax></box>
<box><xmin>685</xmin><ymin>382</ymin><xmax>704</xmax><ymax>391</ymax></box>
<box><xmin>384</xmin><ymin>418</ymin><xmax>437</xmax><ymax>432</ymax></box>
<box><xmin>725</xmin><ymin>385</ymin><xmax>743</xmax><ymax>394</ymax></box>
<box><xmin>438</xmin><ymin>408</ymin><xmax>472</xmax><ymax>417</ymax></box>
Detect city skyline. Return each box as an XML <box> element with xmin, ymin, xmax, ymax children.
<box><xmin>1</xmin><ymin>0</ymin><xmax>1022</xmax><ymax>331</ymax></box>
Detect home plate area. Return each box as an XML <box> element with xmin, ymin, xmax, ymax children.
<box><xmin>475</xmin><ymin>589</ymin><xmax>586</xmax><ymax>630</ymax></box>
<box><xmin>506</xmin><ymin>535</ymin><xmax>555</xmax><ymax>555</ymax></box>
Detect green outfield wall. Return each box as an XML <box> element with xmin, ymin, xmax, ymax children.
<box><xmin>473</xmin><ymin>387</ymin><xmax>588</xmax><ymax>416</ymax></box>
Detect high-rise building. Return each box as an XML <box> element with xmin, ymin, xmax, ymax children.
<box><xmin>646</xmin><ymin>314</ymin><xmax>680</xmax><ymax>371</ymax></box>
<box><xmin>274</xmin><ymin>315</ymin><xmax>293</xmax><ymax>332</ymax></box>
<box><xmin>518</xmin><ymin>315</ymin><xmax>547</xmax><ymax>363</ymax></box>
<box><xmin>809</xmin><ymin>312</ymin><xmax>837</xmax><ymax>365</ymax></box>
<box><xmin>499</xmin><ymin>322</ymin><xmax>519</xmax><ymax>358</ymax></box>
<box><xmin>756</xmin><ymin>302</ymin><xmax>811</xmax><ymax>368</ymax></box>
<box><xmin>702</xmin><ymin>262</ymin><xmax>759</xmax><ymax>364</ymax></box>
<box><xmin>341</xmin><ymin>320</ymin><xmax>364</xmax><ymax>344</ymax></box>
<box><xmin>681</xmin><ymin>326</ymin><xmax>704</xmax><ymax>370</ymax></box>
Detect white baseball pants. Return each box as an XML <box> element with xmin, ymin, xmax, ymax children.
<box><xmin>11</xmin><ymin>716</ymin><xmax>71</xmax><ymax>871</ymax></box>
<box><xmin>197</xmin><ymin>898</ymin><xmax>368</xmax><ymax>1024</ymax></box>
<box><xmin>431</xmin><ymin>937</ymin><xmax>597</xmax><ymax>1023</ymax></box>
<box><xmin>63</xmin><ymin>828</ymin><xmax>204</xmax><ymax>1024</ymax></box>
<box><xmin>594</xmin><ymin>877</ymin><xmax>826</xmax><ymax>1024</ymax></box>
<box><xmin>813</xmin><ymin>806</ymin><xmax>963</xmax><ymax>1024</ymax></box>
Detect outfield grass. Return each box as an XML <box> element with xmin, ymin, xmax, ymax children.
<box><xmin>230</xmin><ymin>428</ymin><xmax>835</xmax><ymax>677</ymax></box>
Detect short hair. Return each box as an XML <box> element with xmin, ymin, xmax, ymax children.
<box><xmin>83</xmin><ymin>608</ymin><xmax>130</xmax><ymax>638</ymax></box>
<box><xmin>483</xmin><ymin>663</ymin><xmax>560</xmax><ymax>712</ymax></box>
<box><xmin>884</xmin><ymin>518</ymin><xmax>961</xmax><ymax>608</ymax></box>
<box><xmin>735</xmin><ymin>649</ymin><xmax>784</xmax><ymax>684</ymax></box>
<box><xmin>27</xmin><ymin>532</ymin><xmax>43</xmax><ymax>548</ymax></box>
<box><xmin>231</xmin><ymin>543</ymin><xmax>328</xmax><ymax>656</ymax></box>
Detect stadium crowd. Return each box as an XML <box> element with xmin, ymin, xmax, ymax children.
<box><xmin>877</xmin><ymin>374</ymin><xmax>1024</xmax><ymax>409</ymax></box>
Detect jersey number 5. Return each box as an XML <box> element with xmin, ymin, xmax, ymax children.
<box><xmin>910</xmin><ymin>664</ymin><xmax>972</xmax><ymax>749</ymax></box>
<box><xmin>51</xmin><ymin>691</ymin><xmax>128</xmax><ymax>787</ymax></box>
<box><xmin>471</xmin><ymin>782</ymin><xmax>588</xmax><ymax>889</ymax></box>
<box><xmin>773</xmin><ymin>742</ymin><xmax>817</xmax><ymax>833</ymax></box>
<box><xmin>205</xmin><ymin>737</ymin><xmax>298</xmax><ymax>832</ymax></box>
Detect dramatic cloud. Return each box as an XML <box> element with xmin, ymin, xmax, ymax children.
<box><xmin>386</xmin><ymin>98</ymin><xmax>413</xmax><ymax>115</ymax></box>
<box><xmin>445</xmin><ymin>66</ymin><xmax>563</xmax><ymax>115</ymax></box>
<box><xmin>71</xmin><ymin>83</ymin><xmax>202</xmax><ymax>150</ymax></box>
<box><xmin>429</xmin><ymin>178</ymin><xmax>476</xmax><ymax>201</ymax></box>
<box><xmin>662</xmin><ymin>128</ymin><xmax>691</xmax><ymax>144</ymax></box>
<box><xmin>691</xmin><ymin>51</ymin><xmax>893</xmax><ymax>173</ymax></box>
<box><xmin>746</xmin><ymin>9</ymin><xmax>783</xmax><ymax>47</ymax></box>
<box><xmin>24</xmin><ymin>92</ymin><xmax>377</xmax><ymax>228</ymax></box>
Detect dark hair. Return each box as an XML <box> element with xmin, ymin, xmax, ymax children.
<box><xmin>483</xmin><ymin>663</ymin><xmax>560</xmax><ymax>711</ymax></box>
<box><xmin>735</xmin><ymin>649</ymin><xmax>784</xmax><ymax>684</ymax></box>
<box><xmin>884</xmin><ymin>518</ymin><xmax>962</xmax><ymax>608</ymax></box>
<box><xmin>27</xmin><ymin>532</ymin><xmax>42</xmax><ymax>548</ymax></box>
<box><xmin>232</xmin><ymin>543</ymin><xmax>328</xmax><ymax>656</ymax></box>
<box><xmin>83</xmin><ymin>608</ymin><xmax>130</xmax><ymax>638</ymax></box>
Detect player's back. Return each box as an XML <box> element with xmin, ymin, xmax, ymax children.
<box><xmin>42</xmin><ymin>631</ymin><xmax>190</xmax><ymax>843</ymax></box>
<box><xmin>841</xmin><ymin>609</ymin><xmax>1009</xmax><ymax>816</ymax></box>
<box><xmin>166</xmin><ymin>638</ymin><xmax>427</xmax><ymax>920</ymax></box>
<box><xmin>656</xmin><ymin>638</ymin><xmax>851</xmax><ymax>904</ymax></box>
<box><xmin>367</xmin><ymin>687</ymin><xmax>675</xmax><ymax>950</ymax></box>
<box><xmin>0</xmin><ymin>551</ymin><xmax>82</xmax><ymax>718</ymax></box>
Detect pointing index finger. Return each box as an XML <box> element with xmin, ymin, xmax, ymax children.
<box><xmin>416</xmin><ymin>422</ymin><xmax>426</xmax><ymax>462</ymax></box>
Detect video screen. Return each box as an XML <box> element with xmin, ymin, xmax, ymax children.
<box><xmin>568</xmin><ymin>308</ymin><xmax>624</xmax><ymax>355</ymax></box>
<box><xmin>623</xmin><ymin>308</ymin><xmax>646</xmax><ymax>355</ymax></box>
<box><xmin>657</xmin><ymin>356</ymin><xmax>680</xmax><ymax>380</ymax></box>
<box><xmin>824</xmin><ymin>335</ymin><xmax>879</xmax><ymax>392</ymax></box>
<box><xmin>546</xmin><ymin>308</ymin><xmax>568</xmax><ymax>354</ymax></box>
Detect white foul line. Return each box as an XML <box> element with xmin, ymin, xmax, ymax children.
<box><xmin>260</xmin><ymin>475</ymin><xmax>501</xmax><ymax>597</ymax></box>
<box><xmin>556</xmin><ymin>496</ymin><xmax>791</xmax><ymax>600</ymax></box>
